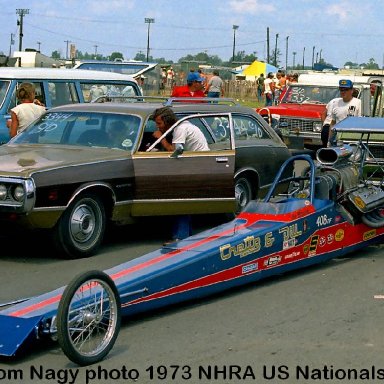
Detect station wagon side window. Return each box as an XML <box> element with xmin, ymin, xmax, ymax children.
<box><xmin>8</xmin><ymin>81</ymin><xmax>45</xmax><ymax>111</ymax></box>
<box><xmin>48</xmin><ymin>81</ymin><xmax>79</xmax><ymax>107</ymax></box>
<box><xmin>232</xmin><ymin>114</ymin><xmax>270</xmax><ymax>140</ymax></box>
<box><xmin>79</xmin><ymin>82</ymin><xmax>139</xmax><ymax>102</ymax></box>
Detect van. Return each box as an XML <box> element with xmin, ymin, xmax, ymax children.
<box><xmin>0</xmin><ymin>67</ymin><xmax>141</xmax><ymax>143</ymax></box>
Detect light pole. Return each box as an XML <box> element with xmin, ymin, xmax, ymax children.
<box><xmin>312</xmin><ymin>46</ymin><xmax>315</xmax><ymax>69</ymax></box>
<box><xmin>37</xmin><ymin>41</ymin><xmax>41</xmax><ymax>52</ymax></box>
<box><xmin>285</xmin><ymin>36</ymin><xmax>289</xmax><ymax>71</ymax></box>
<box><xmin>302</xmin><ymin>47</ymin><xmax>305</xmax><ymax>70</ymax></box>
<box><xmin>9</xmin><ymin>33</ymin><xmax>15</xmax><ymax>57</ymax></box>
<box><xmin>145</xmin><ymin>18</ymin><xmax>155</xmax><ymax>62</ymax></box>
<box><xmin>319</xmin><ymin>49</ymin><xmax>323</xmax><ymax>63</ymax></box>
<box><xmin>293</xmin><ymin>51</ymin><xmax>297</xmax><ymax>69</ymax></box>
<box><xmin>94</xmin><ymin>45</ymin><xmax>98</xmax><ymax>59</ymax></box>
<box><xmin>232</xmin><ymin>25</ymin><xmax>239</xmax><ymax>62</ymax></box>
<box><xmin>64</xmin><ymin>40</ymin><xmax>71</xmax><ymax>60</ymax></box>
<box><xmin>274</xmin><ymin>33</ymin><xmax>279</xmax><ymax>67</ymax></box>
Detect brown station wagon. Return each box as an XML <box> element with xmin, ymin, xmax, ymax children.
<box><xmin>0</xmin><ymin>99</ymin><xmax>291</xmax><ymax>258</ymax></box>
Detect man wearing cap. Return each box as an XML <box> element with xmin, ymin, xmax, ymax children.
<box><xmin>135</xmin><ymin>75</ymin><xmax>145</xmax><ymax>95</ymax></box>
<box><xmin>171</xmin><ymin>71</ymin><xmax>206</xmax><ymax>98</ymax></box>
<box><xmin>326</xmin><ymin>79</ymin><xmax>361</xmax><ymax>146</ymax></box>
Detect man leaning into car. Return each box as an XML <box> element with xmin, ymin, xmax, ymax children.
<box><xmin>151</xmin><ymin>106</ymin><xmax>209</xmax><ymax>244</ymax></box>
<box><xmin>151</xmin><ymin>106</ymin><xmax>209</xmax><ymax>151</ymax></box>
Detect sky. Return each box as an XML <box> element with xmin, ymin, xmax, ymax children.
<box><xmin>1</xmin><ymin>0</ymin><xmax>384</xmax><ymax>69</ymax></box>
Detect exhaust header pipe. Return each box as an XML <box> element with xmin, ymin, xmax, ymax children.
<box><xmin>316</xmin><ymin>144</ymin><xmax>354</xmax><ymax>166</ymax></box>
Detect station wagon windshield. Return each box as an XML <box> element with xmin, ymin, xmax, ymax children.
<box><xmin>282</xmin><ymin>85</ymin><xmax>341</xmax><ymax>104</ymax></box>
<box><xmin>11</xmin><ymin>111</ymin><xmax>142</xmax><ymax>151</ymax></box>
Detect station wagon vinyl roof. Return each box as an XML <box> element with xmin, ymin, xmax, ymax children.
<box><xmin>0</xmin><ymin>67</ymin><xmax>136</xmax><ymax>81</ymax></box>
<box><xmin>334</xmin><ymin>116</ymin><xmax>384</xmax><ymax>133</ymax></box>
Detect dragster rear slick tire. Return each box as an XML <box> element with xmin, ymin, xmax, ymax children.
<box><xmin>57</xmin><ymin>270</ymin><xmax>121</xmax><ymax>366</ymax></box>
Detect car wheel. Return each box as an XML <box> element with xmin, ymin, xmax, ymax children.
<box><xmin>53</xmin><ymin>194</ymin><xmax>106</xmax><ymax>259</ymax></box>
<box><xmin>57</xmin><ymin>270</ymin><xmax>121</xmax><ymax>366</ymax></box>
<box><xmin>235</xmin><ymin>176</ymin><xmax>253</xmax><ymax>213</ymax></box>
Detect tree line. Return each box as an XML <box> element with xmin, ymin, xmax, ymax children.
<box><xmin>50</xmin><ymin>48</ymin><xmax>381</xmax><ymax>70</ymax></box>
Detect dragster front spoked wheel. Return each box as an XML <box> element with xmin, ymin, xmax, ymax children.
<box><xmin>57</xmin><ymin>270</ymin><xmax>121</xmax><ymax>366</ymax></box>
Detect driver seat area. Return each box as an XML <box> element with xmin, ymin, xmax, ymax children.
<box><xmin>77</xmin><ymin>130</ymin><xmax>109</xmax><ymax>147</ymax></box>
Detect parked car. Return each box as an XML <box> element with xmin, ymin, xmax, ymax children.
<box><xmin>0</xmin><ymin>98</ymin><xmax>291</xmax><ymax>258</ymax></box>
<box><xmin>0</xmin><ymin>67</ymin><xmax>141</xmax><ymax>144</ymax></box>
<box><xmin>257</xmin><ymin>72</ymin><xmax>384</xmax><ymax>150</ymax></box>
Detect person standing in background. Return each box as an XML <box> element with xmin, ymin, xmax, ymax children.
<box><xmin>171</xmin><ymin>72</ymin><xmax>205</xmax><ymax>98</ymax></box>
<box><xmin>256</xmin><ymin>73</ymin><xmax>265</xmax><ymax>102</ymax></box>
<box><xmin>205</xmin><ymin>70</ymin><xmax>224</xmax><ymax>99</ymax></box>
<box><xmin>263</xmin><ymin>72</ymin><xmax>275</xmax><ymax>106</ymax></box>
<box><xmin>135</xmin><ymin>75</ymin><xmax>145</xmax><ymax>95</ymax></box>
<box><xmin>327</xmin><ymin>79</ymin><xmax>361</xmax><ymax>146</ymax></box>
<box><xmin>197</xmin><ymin>69</ymin><xmax>207</xmax><ymax>89</ymax></box>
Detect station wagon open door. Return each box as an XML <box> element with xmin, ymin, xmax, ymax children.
<box><xmin>131</xmin><ymin>113</ymin><xmax>236</xmax><ymax>216</ymax></box>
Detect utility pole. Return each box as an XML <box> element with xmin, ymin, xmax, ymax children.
<box><xmin>232</xmin><ymin>25</ymin><xmax>239</xmax><ymax>62</ymax></box>
<box><xmin>312</xmin><ymin>46</ymin><xmax>315</xmax><ymax>69</ymax></box>
<box><xmin>266</xmin><ymin>27</ymin><xmax>270</xmax><ymax>64</ymax></box>
<box><xmin>16</xmin><ymin>8</ymin><xmax>29</xmax><ymax>67</ymax></box>
<box><xmin>145</xmin><ymin>18</ymin><xmax>155</xmax><ymax>62</ymax></box>
<box><xmin>293</xmin><ymin>51</ymin><xmax>297</xmax><ymax>69</ymax></box>
<box><xmin>285</xmin><ymin>36</ymin><xmax>289</xmax><ymax>71</ymax></box>
<box><xmin>37</xmin><ymin>41</ymin><xmax>41</xmax><ymax>52</ymax></box>
<box><xmin>302</xmin><ymin>47</ymin><xmax>305</xmax><ymax>70</ymax></box>
<box><xmin>9</xmin><ymin>33</ymin><xmax>15</xmax><ymax>57</ymax></box>
<box><xmin>274</xmin><ymin>33</ymin><xmax>279</xmax><ymax>67</ymax></box>
<box><xmin>64</xmin><ymin>40</ymin><xmax>71</xmax><ymax>60</ymax></box>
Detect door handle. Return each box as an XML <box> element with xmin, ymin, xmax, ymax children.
<box><xmin>216</xmin><ymin>157</ymin><xmax>228</xmax><ymax>163</ymax></box>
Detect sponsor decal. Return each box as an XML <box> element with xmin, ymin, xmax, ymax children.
<box><xmin>308</xmin><ymin>235</ymin><xmax>319</xmax><ymax>256</ymax></box>
<box><xmin>319</xmin><ymin>236</ymin><xmax>326</xmax><ymax>247</ymax></box>
<box><xmin>242</xmin><ymin>263</ymin><xmax>258</xmax><ymax>274</ymax></box>
<box><xmin>363</xmin><ymin>229</ymin><xmax>376</xmax><ymax>241</ymax></box>
<box><xmin>264</xmin><ymin>255</ymin><xmax>281</xmax><ymax>267</ymax></box>
<box><xmin>284</xmin><ymin>251</ymin><xmax>300</xmax><ymax>260</ymax></box>
<box><xmin>283</xmin><ymin>238</ymin><xmax>296</xmax><ymax>250</ymax></box>
<box><xmin>335</xmin><ymin>229</ymin><xmax>344</xmax><ymax>242</ymax></box>
<box><xmin>327</xmin><ymin>233</ymin><xmax>334</xmax><ymax>244</ymax></box>
<box><xmin>354</xmin><ymin>196</ymin><xmax>366</xmax><ymax>209</ymax></box>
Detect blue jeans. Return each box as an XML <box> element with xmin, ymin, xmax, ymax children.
<box><xmin>265</xmin><ymin>93</ymin><xmax>273</xmax><ymax>106</ymax></box>
<box><xmin>207</xmin><ymin>91</ymin><xmax>220</xmax><ymax>98</ymax></box>
<box><xmin>172</xmin><ymin>215</ymin><xmax>192</xmax><ymax>240</ymax></box>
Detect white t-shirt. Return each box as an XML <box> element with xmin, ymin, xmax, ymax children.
<box><xmin>264</xmin><ymin>78</ymin><xmax>274</xmax><ymax>94</ymax></box>
<box><xmin>172</xmin><ymin>121</ymin><xmax>210</xmax><ymax>151</ymax></box>
<box><xmin>323</xmin><ymin>99</ymin><xmax>335</xmax><ymax>126</ymax></box>
<box><xmin>330</xmin><ymin>97</ymin><xmax>361</xmax><ymax>124</ymax></box>
<box><xmin>11</xmin><ymin>103</ymin><xmax>46</xmax><ymax>133</ymax></box>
